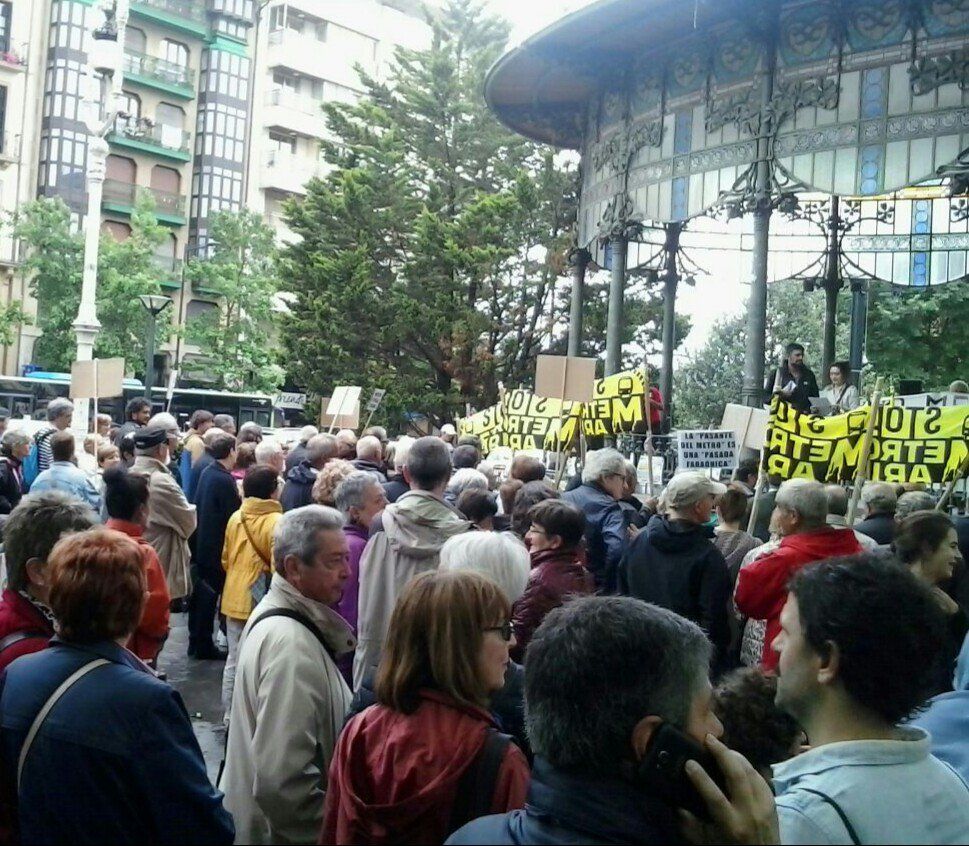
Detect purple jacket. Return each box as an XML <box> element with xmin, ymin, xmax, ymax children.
<box><xmin>337</xmin><ymin>522</ymin><xmax>369</xmax><ymax>635</ymax></box>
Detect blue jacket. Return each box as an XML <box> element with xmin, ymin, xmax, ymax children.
<box><xmin>0</xmin><ymin>639</ymin><xmax>234</xmax><ymax>844</ymax></box>
<box><xmin>187</xmin><ymin>451</ymin><xmax>215</xmax><ymax>504</ymax></box>
<box><xmin>194</xmin><ymin>462</ymin><xmax>241</xmax><ymax>580</ymax></box>
<box><xmin>562</xmin><ymin>483</ymin><xmax>626</xmax><ymax>592</ymax></box>
<box><xmin>29</xmin><ymin>460</ymin><xmax>102</xmax><ymax>516</ymax></box>
<box><xmin>447</xmin><ymin>756</ymin><xmax>680</xmax><ymax>845</ymax></box>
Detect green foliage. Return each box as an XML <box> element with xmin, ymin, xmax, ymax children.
<box><xmin>866</xmin><ymin>281</ymin><xmax>969</xmax><ymax>392</ymax></box>
<box><xmin>674</xmin><ymin>281</ymin><xmax>851</xmax><ymax>428</ymax></box>
<box><xmin>12</xmin><ymin>194</ymin><xmax>166</xmax><ymax>373</ymax></box>
<box><xmin>280</xmin><ymin>0</ymin><xmax>579</xmax><ymax>426</ymax></box>
<box><xmin>184</xmin><ymin>210</ymin><xmax>283</xmax><ymax>393</ymax></box>
<box><xmin>0</xmin><ymin>300</ymin><xmax>29</xmax><ymax>348</ymax></box>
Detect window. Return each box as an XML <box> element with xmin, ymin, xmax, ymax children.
<box><xmin>151</xmin><ymin>164</ymin><xmax>180</xmax><ymax>195</ymax></box>
<box><xmin>0</xmin><ymin>3</ymin><xmax>11</xmax><ymax>54</ymax></box>
<box><xmin>162</xmin><ymin>39</ymin><xmax>189</xmax><ymax>68</ymax></box>
<box><xmin>186</xmin><ymin>300</ymin><xmax>218</xmax><ymax>321</ymax></box>
<box><xmin>0</xmin><ymin>85</ymin><xmax>6</xmax><ymax>144</ymax></box>
<box><xmin>273</xmin><ymin>71</ymin><xmax>298</xmax><ymax>92</ymax></box>
<box><xmin>102</xmin><ymin>221</ymin><xmax>132</xmax><ymax>241</ymax></box>
<box><xmin>268</xmin><ymin>5</ymin><xmax>286</xmax><ymax>31</ymax></box>
<box><xmin>155</xmin><ymin>102</ymin><xmax>185</xmax><ymax>130</ymax></box>
<box><xmin>268</xmin><ymin>131</ymin><xmax>295</xmax><ymax>154</ymax></box>
<box><xmin>120</xmin><ymin>91</ymin><xmax>140</xmax><ymax>120</ymax></box>
<box><xmin>124</xmin><ymin>26</ymin><xmax>146</xmax><ymax>54</ymax></box>
<box><xmin>106</xmin><ymin>154</ymin><xmax>136</xmax><ymax>183</ymax></box>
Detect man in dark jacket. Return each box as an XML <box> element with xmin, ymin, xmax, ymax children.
<box><xmin>618</xmin><ymin>472</ymin><xmax>731</xmax><ymax>665</ymax></box>
<box><xmin>112</xmin><ymin>397</ymin><xmax>152</xmax><ymax>446</ymax></box>
<box><xmin>281</xmin><ymin>433</ymin><xmax>337</xmax><ymax>512</ymax></box>
<box><xmin>285</xmin><ymin>425</ymin><xmax>319</xmax><ymax>472</ymax></box>
<box><xmin>382</xmin><ymin>438</ymin><xmax>412</xmax><ymax>504</ymax></box>
<box><xmin>447</xmin><ymin>597</ymin><xmax>776</xmax><ymax>845</ymax></box>
<box><xmin>351</xmin><ymin>435</ymin><xmax>388</xmax><ymax>482</ymax></box>
<box><xmin>0</xmin><ymin>492</ymin><xmax>96</xmax><ymax>674</ymax></box>
<box><xmin>188</xmin><ymin>431</ymin><xmax>239</xmax><ymax>659</ymax></box>
<box><xmin>853</xmin><ymin>481</ymin><xmax>897</xmax><ymax>545</ymax></box>
<box><xmin>764</xmin><ymin>342</ymin><xmax>820</xmax><ymax>414</ymax></box>
<box><xmin>562</xmin><ymin>449</ymin><xmax>628</xmax><ymax>593</ymax></box>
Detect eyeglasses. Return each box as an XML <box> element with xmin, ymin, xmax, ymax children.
<box><xmin>484</xmin><ymin>621</ymin><xmax>513</xmax><ymax>642</ymax></box>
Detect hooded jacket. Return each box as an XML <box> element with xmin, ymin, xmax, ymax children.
<box><xmin>735</xmin><ymin>526</ymin><xmax>862</xmax><ymax>670</ymax></box>
<box><xmin>511</xmin><ymin>548</ymin><xmax>594</xmax><ymax>663</ymax></box>
<box><xmin>618</xmin><ymin>515</ymin><xmax>731</xmax><ymax>660</ymax></box>
<box><xmin>352</xmin><ymin>490</ymin><xmax>470</xmax><ymax>689</ymax></box>
<box><xmin>220</xmin><ymin>497</ymin><xmax>283</xmax><ymax>621</ymax></box>
<box><xmin>320</xmin><ymin>690</ymin><xmax>529</xmax><ymax>846</ymax></box>
<box><xmin>280</xmin><ymin>461</ymin><xmax>318</xmax><ymax>512</ymax></box>
<box><xmin>350</xmin><ymin>458</ymin><xmax>387</xmax><ymax>483</ymax></box>
<box><xmin>561</xmin><ymin>483</ymin><xmax>626</xmax><ymax>592</ymax></box>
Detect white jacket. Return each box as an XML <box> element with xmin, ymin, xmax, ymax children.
<box><xmin>219</xmin><ymin>573</ymin><xmax>355</xmax><ymax>845</ymax></box>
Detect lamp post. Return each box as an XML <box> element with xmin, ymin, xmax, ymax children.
<box><xmin>139</xmin><ymin>294</ymin><xmax>173</xmax><ymax>402</ymax></box>
<box><xmin>71</xmin><ymin>0</ymin><xmax>131</xmax><ymax>433</ymax></box>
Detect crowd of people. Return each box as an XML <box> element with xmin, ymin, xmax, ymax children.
<box><xmin>0</xmin><ymin>396</ymin><xmax>965</xmax><ymax>844</ymax></box>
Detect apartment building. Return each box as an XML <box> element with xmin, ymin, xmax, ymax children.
<box><xmin>0</xmin><ymin>0</ymin><xmax>257</xmax><ymax>378</ymax></box>
<box><xmin>246</xmin><ymin>0</ymin><xmax>434</xmax><ymax>242</ymax></box>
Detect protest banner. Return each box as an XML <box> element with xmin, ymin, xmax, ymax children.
<box><xmin>459</xmin><ymin>403</ymin><xmax>504</xmax><ymax>452</ymax></box>
<box><xmin>676</xmin><ymin>430</ymin><xmax>739</xmax><ymax>472</ymax></box>
<box><xmin>580</xmin><ymin>370</ymin><xmax>647</xmax><ymax>438</ymax></box>
<box><xmin>500</xmin><ymin>389</ymin><xmax>577</xmax><ymax>452</ymax></box>
<box><xmin>762</xmin><ymin>398</ymin><xmax>969</xmax><ymax>486</ymax></box>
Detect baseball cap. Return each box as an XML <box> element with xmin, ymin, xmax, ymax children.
<box><xmin>662</xmin><ymin>472</ymin><xmax>727</xmax><ymax>509</ymax></box>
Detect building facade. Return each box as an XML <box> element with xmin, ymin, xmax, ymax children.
<box><xmin>246</xmin><ymin>0</ymin><xmax>433</xmax><ymax>242</ymax></box>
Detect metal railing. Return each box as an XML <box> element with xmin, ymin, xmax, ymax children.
<box><xmin>266</xmin><ymin>87</ymin><xmax>320</xmax><ymax>116</ymax></box>
<box><xmin>112</xmin><ymin>117</ymin><xmax>191</xmax><ymax>155</ymax></box>
<box><xmin>151</xmin><ymin>251</ymin><xmax>184</xmax><ymax>278</ymax></box>
<box><xmin>123</xmin><ymin>49</ymin><xmax>194</xmax><ymax>89</ymax></box>
<box><xmin>132</xmin><ymin>0</ymin><xmax>207</xmax><ymax>23</ymax></box>
<box><xmin>102</xmin><ymin>179</ymin><xmax>187</xmax><ymax>219</ymax></box>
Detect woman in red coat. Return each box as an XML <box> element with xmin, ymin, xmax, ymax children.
<box><xmin>103</xmin><ymin>466</ymin><xmax>170</xmax><ymax>664</ymax></box>
<box><xmin>321</xmin><ymin>570</ymin><xmax>529</xmax><ymax>845</ymax></box>
<box><xmin>512</xmin><ymin>499</ymin><xmax>595</xmax><ymax>663</ymax></box>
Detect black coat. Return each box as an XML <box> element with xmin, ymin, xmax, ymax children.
<box><xmin>382</xmin><ymin>474</ymin><xmax>409</xmax><ymax>504</ymax></box>
<box><xmin>285</xmin><ymin>442</ymin><xmax>308</xmax><ymax>473</ymax></box>
<box><xmin>562</xmin><ymin>483</ymin><xmax>626</xmax><ymax>593</ymax></box>
<box><xmin>193</xmin><ymin>462</ymin><xmax>240</xmax><ymax>584</ymax></box>
<box><xmin>765</xmin><ymin>361</ymin><xmax>820</xmax><ymax>414</ymax></box>
<box><xmin>618</xmin><ymin>515</ymin><xmax>731</xmax><ymax>662</ymax></box>
<box><xmin>280</xmin><ymin>461</ymin><xmax>317</xmax><ymax>512</ymax></box>
<box><xmin>854</xmin><ymin>511</ymin><xmax>895</xmax><ymax>546</ymax></box>
<box><xmin>0</xmin><ymin>456</ymin><xmax>25</xmax><ymax>515</ymax></box>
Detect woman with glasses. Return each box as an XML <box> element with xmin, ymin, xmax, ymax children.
<box><xmin>321</xmin><ymin>570</ymin><xmax>529</xmax><ymax>845</ymax></box>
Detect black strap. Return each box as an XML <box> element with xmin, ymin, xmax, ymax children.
<box><xmin>248</xmin><ymin>608</ymin><xmax>338</xmax><ymax>666</ymax></box>
<box><xmin>448</xmin><ymin>729</ymin><xmax>511</xmax><ymax>836</ymax></box>
<box><xmin>798</xmin><ymin>788</ymin><xmax>861</xmax><ymax>845</ymax></box>
<box><xmin>0</xmin><ymin>631</ymin><xmax>49</xmax><ymax>656</ymax></box>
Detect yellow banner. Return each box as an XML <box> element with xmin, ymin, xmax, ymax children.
<box><xmin>763</xmin><ymin>399</ymin><xmax>969</xmax><ymax>484</ymax></box>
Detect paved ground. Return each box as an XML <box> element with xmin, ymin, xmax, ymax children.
<box><xmin>158</xmin><ymin>612</ymin><xmax>226</xmax><ymax>784</ymax></box>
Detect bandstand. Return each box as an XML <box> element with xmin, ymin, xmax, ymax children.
<box><xmin>485</xmin><ymin>0</ymin><xmax>969</xmax><ymax>416</ymax></box>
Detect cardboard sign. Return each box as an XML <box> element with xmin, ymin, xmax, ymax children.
<box><xmin>320</xmin><ymin>396</ymin><xmax>360</xmax><ymax>430</ymax></box>
<box><xmin>166</xmin><ymin>368</ymin><xmax>180</xmax><ymax>402</ymax></box>
<box><xmin>274</xmin><ymin>391</ymin><xmax>307</xmax><ymax>410</ymax></box>
<box><xmin>721</xmin><ymin>403</ymin><xmax>770</xmax><ymax>451</ymax></box>
<box><xmin>70</xmin><ymin>358</ymin><xmax>125</xmax><ymax>399</ymax></box>
<box><xmin>365</xmin><ymin>389</ymin><xmax>386</xmax><ymax>413</ymax></box>
<box><xmin>676</xmin><ymin>430</ymin><xmax>739</xmax><ymax>471</ymax></box>
<box><xmin>535</xmin><ymin>355</ymin><xmax>597</xmax><ymax>403</ymax></box>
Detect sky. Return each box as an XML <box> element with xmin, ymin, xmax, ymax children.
<box><xmin>487</xmin><ymin>0</ymin><xmax>599</xmax><ymax>45</ymax></box>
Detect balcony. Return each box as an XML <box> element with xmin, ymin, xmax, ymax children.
<box><xmin>131</xmin><ymin>0</ymin><xmax>209</xmax><ymax>39</ymax></box>
<box><xmin>263</xmin><ymin>88</ymin><xmax>326</xmax><ymax>139</ymax></box>
<box><xmin>0</xmin><ymin>44</ymin><xmax>27</xmax><ymax>72</ymax></box>
<box><xmin>0</xmin><ymin>133</ymin><xmax>20</xmax><ymax>168</ymax></box>
<box><xmin>108</xmin><ymin>117</ymin><xmax>192</xmax><ymax>162</ymax></box>
<box><xmin>151</xmin><ymin>251</ymin><xmax>184</xmax><ymax>290</ymax></box>
<box><xmin>123</xmin><ymin>50</ymin><xmax>195</xmax><ymax>99</ymax></box>
<box><xmin>102</xmin><ymin>179</ymin><xmax>188</xmax><ymax>226</ymax></box>
<box><xmin>261</xmin><ymin>149</ymin><xmax>325</xmax><ymax>196</ymax></box>
<box><xmin>266</xmin><ymin>29</ymin><xmax>373</xmax><ymax>92</ymax></box>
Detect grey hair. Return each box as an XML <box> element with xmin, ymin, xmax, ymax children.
<box><xmin>445</xmin><ymin>468</ymin><xmax>489</xmax><ymax>502</ymax></box>
<box><xmin>824</xmin><ymin>484</ymin><xmax>849</xmax><ymax>518</ymax></box>
<box><xmin>299</xmin><ymin>424</ymin><xmax>319</xmax><ymax>443</ymax></box>
<box><xmin>524</xmin><ymin>596</ymin><xmax>711</xmax><ymax>777</ymax></box>
<box><xmin>356</xmin><ymin>435</ymin><xmax>382</xmax><ymax>462</ymax></box>
<box><xmin>148</xmin><ymin>412</ymin><xmax>178</xmax><ymax>433</ymax></box>
<box><xmin>775</xmin><ymin>478</ymin><xmax>828</xmax><ymax>528</ymax></box>
<box><xmin>306</xmin><ymin>433</ymin><xmax>338</xmax><ymax>466</ymax></box>
<box><xmin>254</xmin><ymin>439</ymin><xmax>283</xmax><ymax>463</ymax></box>
<box><xmin>272</xmin><ymin>504</ymin><xmax>345</xmax><ymax>572</ymax></box>
<box><xmin>860</xmin><ymin>481</ymin><xmax>897</xmax><ymax>516</ymax></box>
<box><xmin>334</xmin><ymin>471</ymin><xmax>381</xmax><ymax>517</ymax></box>
<box><xmin>1</xmin><ymin>428</ymin><xmax>31</xmax><ymax>454</ymax></box>
<box><xmin>581</xmin><ymin>448</ymin><xmax>627</xmax><ymax>485</ymax></box>
<box><xmin>46</xmin><ymin>398</ymin><xmax>74</xmax><ymax>422</ymax></box>
<box><xmin>623</xmin><ymin>460</ymin><xmax>638</xmax><ymax>491</ymax></box>
<box><xmin>439</xmin><ymin>532</ymin><xmax>530</xmax><ymax>603</ymax></box>
<box><xmin>393</xmin><ymin>436</ymin><xmax>415</xmax><ymax>472</ymax></box>
<box><xmin>895</xmin><ymin>490</ymin><xmax>936</xmax><ymax>521</ymax></box>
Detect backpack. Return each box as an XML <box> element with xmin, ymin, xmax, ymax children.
<box><xmin>21</xmin><ymin>431</ymin><xmax>52</xmax><ymax>491</ymax></box>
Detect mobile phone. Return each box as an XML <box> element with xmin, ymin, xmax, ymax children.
<box><xmin>635</xmin><ymin>722</ymin><xmax>728</xmax><ymax>821</ymax></box>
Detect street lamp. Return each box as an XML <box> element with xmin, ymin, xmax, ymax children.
<box><xmin>139</xmin><ymin>294</ymin><xmax>172</xmax><ymax>401</ymax></box>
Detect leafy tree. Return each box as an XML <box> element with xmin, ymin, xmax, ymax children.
<box><xmin>11</xmin><ymin>194</ymin><xmax>167</xmax><ymax>373</ymax></box>
<box><xmin>0</xmin><ymin>301</ymin><xmax>28</xmax><ymax>348</ymax></box>
<box><xmin>184</xmin><ymin>210</ymin><xmax>283</xmax><ymax>393</ymax></box>
<box><xmin>280</xmin><ymin>0</ymin><xmax>577</xmax><ymax>425</ymax></box>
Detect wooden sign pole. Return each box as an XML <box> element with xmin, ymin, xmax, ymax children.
<box><xmin>846</xmin><ymin>377</ymin><xmax>885</xmax><ymax>527</ymax></box>
<box><xmin>747</xmin><ymin>354</ymin><xmax>784</xmax><ymax>534</ymax></box>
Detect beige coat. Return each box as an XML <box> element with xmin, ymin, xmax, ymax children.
<box><xmin>129</xmin><ymin>456</ymin><xmax>197</xmax><ymax>600</ymax></box>
<box><xmin>219</xmin><ymin>573</ymin><xmax>355</xmax><ymax>845</ymax></box>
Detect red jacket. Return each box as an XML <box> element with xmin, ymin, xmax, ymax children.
<box><xmin>0</xmin><ymin>589</ymin><xmax>53</xmax><ymax>675</ymax></box>
<box><xmin>511</xmin><ymin>548</ymin><xmax>594</xmax><ymax>663</ymax></box>
<box><xmin>320</xmin><ymin>689</ymin><xmax>529</xmax><ymax>845</ymax></box>
<box><xmin>735</xmin><ymin>526</ymin><xmax>861</xmax><ymax>670</ymax></box>
<box><xmin>106</xmin><ymin>519</ymin><xmax>171</xmax><ymax>662</ymax></box>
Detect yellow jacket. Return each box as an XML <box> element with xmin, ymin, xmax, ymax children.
<box><xmin>221</xmin><ymin>497</ymin><xmax>283</xmax><ymax>621</ymax></box>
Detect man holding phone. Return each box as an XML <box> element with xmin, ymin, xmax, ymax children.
<box><xmin>447</xmin><ymin>597</ymin><xmax>779</xmax><ymax>845</ymax></box>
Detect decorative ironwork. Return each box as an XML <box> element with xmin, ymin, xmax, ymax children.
<box><xmin>909</xmin><ymin>47</ymin><xmax>969</xmax><ymax>96</ymax></box>
<box><xmin>951</xmin><ymin>197</ymin><xmax>969</xmax><ymax>223</ymax></box>
<box><xmin>597</xmin><ymin>192</ymin><xmax>641</xmax><ymax>242</ymax></box>
<box><xmin>705</xmin><ymin>91</ymin><xmax>757</xmax><ymax>134</ymax></box>
<box><xmin>592</xmin><ymin>118</ymin><xmax>663</xmax><ymax>174</ymax></box>
<box><xmin>938</xmin><ymin>145</ymin><xmax>969</xmax><ymax>196</ymax></box>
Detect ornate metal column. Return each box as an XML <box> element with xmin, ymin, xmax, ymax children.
<box><xmin>849</xmin><ymin>279</ymin><xmax>869</xmax><ymax>387</ymax></box>
<box><xmin>605</xmin><ymin>235</ymin><xmax>627</xmax><ymax>377</ymax></box>
<box><xmin>821</xmin><ymin>195</ymin><xmax>842</xmax><ymax>375</ymax></box>
<box><xmin>660</xmin><ymin>223</ymin><xmax>681</xmax><ymax>431</ymax></box>
<box><xmin>567</xmin><ymin>247</ymin><xmax>590</xmax><ymax>358</ymax></box>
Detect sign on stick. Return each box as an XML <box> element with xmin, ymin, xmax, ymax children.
<box><xmin>274</xmin><ymin>391</ymin><xmax>307</xmax><ymax>410</ymax></box>
<box><xmin>70</xmin><ymin>358</ymin><xmax>125</xmax><ymax>400</ymax></box>
<box><xmin>365</xmin><ymin>389</ymin><xmax>386</xmax><ymax>413</ymax></box>
<box><xmin>677</xmin><ymin>430</ymin><xmax>739</xmax><ymax>471</ymax></box>
<box><xmin>534</xmin><ymin>355</ymin><xmax>597</xmax><ymax>403</ymax></box>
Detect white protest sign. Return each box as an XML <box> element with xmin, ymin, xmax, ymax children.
<box><xmin>365</xmin><ymin>388</ymin><xmax>386</xmax><ymax>413</ymax></box>
<box><xmin>676</xmin><ymin>430</ymin><xmax>739</xmax><ymax>471</ymax></box>
<box><xmin>324</xmin><ymin>386</ymin><xmax>362</xmax><ymax>432</ymax></box>
<box><xmin>274</xmin><ymin>391</ymin><xmax>307</xmax><ymax>410</ymax></box>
